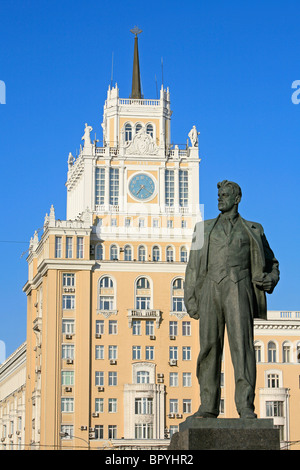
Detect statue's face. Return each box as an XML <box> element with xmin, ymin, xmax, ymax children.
<box><xmin>218</xmin><ymin>187</ymin><xmax>238</xmax><ymax>213</ymax></box>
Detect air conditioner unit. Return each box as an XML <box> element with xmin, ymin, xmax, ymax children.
<box><xmin>157</xmin><ymin>378</ymin><xmax>164</xmax><ymax>383</ymax></box>
<box><xmin>157</xmin><ymin>373</ymin><xmax>164</xmax><ymax>378</ymax></box>
<box><xmin>98</xmin><ymin>386</ymin><xmax>104</xmax><ymax>392</ymax></box>
<box><xmin>66</xmin><ymin>359</ymin><xmax>74</xmax><ymax>364</ymax></box>
<box><xmin>110</xmin><ymin>359</ymin><xmax>117</xmax><ymax>365</ymax></box>
<box><xmin>169</xmin><ymin>359</ymin><xmax>177</xmax><ymax>366</ymax></box>
<box><xmin>80</xmin><ymin>426</ymin><xmax>87</xmax><ymax>431</ymax></box>
<box><xmin>92</xmin><ymin>412</ymin><xmax>99</xmax><ymax>417</ymax></box>
<box><xmin>65</xmin><ymin>334</ymin><xmax>73</xmax><ymax>339</ymax></box>
<box><xmin>65</xmin><ymin>387</ymin><xmax>72</xmax><ymax>392</ymax></box>
<box><xmin>176</xmin><ymin>414</ymin><xmax>183</xmax><ymax>419</ymax></box>
<box><xmin>169</xmin><ymin>335</ymin><xmax>176</xmax><ymax>340</ymax></box>
<box><xmin>168</xmin><ymin>413</ymin><xmax>175</xmax><ymax>418</ymax></box>
<box><xmin>95</xmin><ymin>333</ymin><xmax>102</xmax><ymax>339</ymax></box>
<box><xmin>89</xmin><ymin>431</ymin><xmax>96</xmax><ymax>440</ymax></box>
<box><xmin>150</xmin><ymin>335</ymin><xmax>156</xmax><ymax>340</ymax></box>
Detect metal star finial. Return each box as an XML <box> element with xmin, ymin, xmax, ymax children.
<box><xmin>130</xmin><ymin>26</ymin><xmax>142</xmax><ymax>37</ymax></box>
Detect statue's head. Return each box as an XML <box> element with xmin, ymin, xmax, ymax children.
<box><xmin>217</xmin><ymin>180</ymin><xmax>242</xmax><ymax>213</ymax></box>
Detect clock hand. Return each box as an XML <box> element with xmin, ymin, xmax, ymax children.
<box><xmin>136</xmin><ymin>185</ymin><xmax>144</xmax><ymax>195</ymax></box>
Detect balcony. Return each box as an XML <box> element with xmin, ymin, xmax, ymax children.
<box><xmin>127</xmin><ymin>309</ymin><xmax>162</xmax><ymax>328</ymax></box>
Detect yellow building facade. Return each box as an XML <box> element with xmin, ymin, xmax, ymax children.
<box><xmin>1</xmin><ymin>34</ymin><xmax>300</xmax><ymax>450</ymax></box>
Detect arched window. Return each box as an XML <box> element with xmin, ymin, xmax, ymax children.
<box><xmin>172</xmin><ymin>278</ymin><xmax>185</xmax><ymax>312</ymax></box>
<box><xmin>282</xmin><ymin>341</ymin><xmax>291</xmax><ymax>363</ymax></box>
<box><xmin>135</xmin><ymin>123</ymin><xmax>142</xmax><ymax>134</ymax></box>
<box><xmin>110</xmin><ymin>244</ymin><xmax>118</xmax><ymax>260</ymax></box>
<box><xmin>254</xmin><ymin>341</ymin><xmax>263</xmax><ymax>363</ymax></box>
<box><xmin>152</xmin><ymin>245</ymin><xmax>160</xmax><ymax>262</ymax></box>
<box><xmin>297</xmin><ymin>342</ymin><xmax>300</xmax><ymax>363</ymax></box>
<box><xmin>136</xmin><ymin>277</ymin><xmax>151</xmax><ymax>310</ymax></box>
<box><xmin>137</xmin><ymin>371</ymin><xmax>150</xmax><ymax>384</ymax></box>
<box><xmin>146</xmin><ymin>124</ymin><xmax>153</xmax><ymax>138</ymax></box>
<box><xmin>99</xmin><ymin>276</ymin><xmax>115</xmax><ymax>311</ymax></box>
<box><xmin>95</xmin><ymin>243</ymin><xmax>104</xmax><ymax>260</ymax></box>
<box><xmin>180</xmin><ymin>246</ymin><xmax>188</xmax><ymax>263</ymax></box>
<box><xmin>138</xmin><ymin>245</ymin><xmax>146</xmax><ymax>261</ymax></box>
<box><xmin>166</xmin><ymin>246</ymin><xmax>174</xmax><ymax>262</ymax></box>
<box><xmin>125</xmin><ymin>123</ymin><xmax>132</xmax><ymax>142</ymax></box>
<box><xmin>124</xmin><ymin>245</ymin><xmax>132</xmax><ymax>261</ymax></box>
<box><xmin>268</xmin><ymin>341</ymin><xmax>277</xmax><ymax>363</ymax></box>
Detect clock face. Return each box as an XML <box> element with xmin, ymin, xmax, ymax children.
<box><xmin>129</xmin><ymin>173</ymin><xmax>156</xmax><ymax>201</ymax></box>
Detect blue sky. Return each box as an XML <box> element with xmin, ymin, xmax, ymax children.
<box><xmin>0</xmin><ymin>0</ymin><xmax>299</xmax><ymax>358</ymax></box>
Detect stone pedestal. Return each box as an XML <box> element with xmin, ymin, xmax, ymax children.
<box><xmin>169</xmin><ymin>417</ymin><xmax>280</xmax><ymax>450</ymax></box>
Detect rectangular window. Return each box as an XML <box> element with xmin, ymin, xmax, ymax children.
<box><xmin>165</xmin><ymin>169</ymin><xmax>175</xmax><ymax>206</ymax></box>
<box><xmin>109</xmin><ymin>320</ymin><xmax>118</xmax><ymax>335</ymax></box>
<box><xmin>66</xmin><ymin>237</ymin><xmax>73</xmax><ymax>258</ymax></box>
<box><xmin>169</xmin><ymin>372</ymin><xmax>178</xmax><ymax>387</ymax></box>
<box><xmin>55</xmin><ymin>236</ymin><xmax>62</xmax><ymax>258</ymax></box>
<box><xmin>109</xmin><ymin>168</ymin><xmax>119</xmax><ymax>206</ymax></box>
<box><xmin>95</xmin><ymin>167</ymin><xmax>105</xmax><ymax>205</ymax></box>
<box><xmin>62</xmin><ymin>273</ymin><xmax>75</xmax><ymax>287</ymax></box>
<box><xmin>95</xmin><ymin>398</ymin><xmax>104</xmax><ymax>413</ymax></box>
<box><xmin>179</xmin><ymin>169</ymin><xmax>189</xmax><ymax>207</ymax></box>
<box><xmin>62</xmin><ymin>319</ymin><xmax>75</xmax><ymax>334</ymax></box>
<box><xmin>136</xmin><ymin>296</ymin><xmax>150</xmax><ymax>310</ymax></box>
<box><xmin>94</xmin><ymin>425</ymin><xmax>104</xmax><ymax>440</ymax></box>
<box><xmin>266</xmin><ymin>401</ymin><xmax>284</xmax><ymax>417</ymax></box>
<box><xmin>182</xmin><ymin>346</ymin><xmax>191</xmax><ymax>360</ymax></box>
<box><xmin>145</xmin><ymin>346</ymin><xmax>154</xmax><ymax>360</ymax></box>
<box><xmin>135</xmin><ymin>423</ymin><xmax>153</xmax><ymax>439</ymax></box>
<box><xmin>62</xmin><ymin>295</ymin><xmax>75</xmax><ymax>310</ymax></box>
<box><xmin>95</xmin><ymin>345</ymin><xmax>104</xmax><ymax>360</ymax></box>
<box><xmin>96</xmin><ymin>320</ymin><xmax>104</xmax><ymax>335</ymax></box>
<box><xmin>145</xmin><ymin>320</ymin><xmax>154</xmax><ymax>336</ymax></box>
<box><xmin>135</xmin><ymin>398</ymin><xmax>153</xmax><ymax>415</ymax></box>
<box><xmin>108</xmin><ymin>398</ymin><xmax>117</xmax><ymax>413</ymax></box>
<box><xmin>62</xmin><ymin>344</ymin><xmax>74</xmax><ymax>359</ymax></box>
<box><xmin>169</xmin><ymin>346</ymin><xmax>178</xmax><ymax>360</ymax></box>
<box><xmin>95</xmin><ymin>371</ymin><xmax>104</xmax><ymax>386</ymax></box>
<box><xmin>77</xmin><ymin>237</ymin><xmax>84</xmax><ymax>259</ymax></box>
<box><xmin>109</xmin><ymin>371</ymin><xmax>117</xmax><ymax>386</ymax></box>
<box><xmin>132</xmin><ymin>346</ymin><xmax>141</xmax><ymax>360</ymax></box>
<box><xmin>183</xmin><ymin>399</ymin><xmax>192</xmax><ymax>414</ymax></box>
<box><xmin>108</xmin><ymin>425</ymin><xmax>117</xmax><ymax>439</ymax></box>
<box><xmin>169</xmin><ymin>321</ymin><xmax>178</xmax><ymax>336</ymax></box>
<box><xmin>182</xmin><ymin>321</ymin><xmax>191</xmax><ymax>336</ymax></box>
<box><xmin>109</xmin><ymin>345</ymin><xmax>117</xmax><ymax>360</ymax></box>
<box><xmin>61</xmin><ymin>398</ymin><xmax>74</xmax><ymax>413</ymax></box>
<box><xmin>99</xmin><ymin>296</ymin><xmax>114</xmax><ymax>311</ymax></box>
<box><xmin>183</xmin><ymin>372</ymin><xmax>192</xmax><ymax>387</ymax></box>
<box><xmin>61</xmin><ymin>371</ymin><xmax>74</xmax><ymax>386</ymax></box>
<box><xmin>132</xmin><ymin>320</ymin><xmax>141</xmax><ymax>335</ymax></box>
<box><xmin>173</xmin><ymin>297</ymin><xmax>186</xmax><ymax>312</ymax></box>
<box><xmin>61</xmin><ymin>425</ymin><xmax>73</xmax><ymax>439</ymax></box>
<box><xmin>169</xmin><ymin>399</ymin><xmax>179</xmax><ymax>413</ymax></box>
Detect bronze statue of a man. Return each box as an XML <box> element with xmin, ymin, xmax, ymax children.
<box><xmin>184</xmin><ymin>180</ymin><xmax>279</xmax><ymax>419</ymax></box>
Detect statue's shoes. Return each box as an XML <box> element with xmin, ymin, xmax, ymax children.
<box><xmin>239</xmin><ymin>409</ymin><xmax>257</xmax><ymax>419</ymax></box>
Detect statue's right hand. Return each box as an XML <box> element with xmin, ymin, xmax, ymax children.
<box><xmin>189</xmin><ymin>311</ymin><xmax>200</xmax><ymax>320</ymax></box>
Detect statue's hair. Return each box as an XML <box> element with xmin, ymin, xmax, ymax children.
<box><xmin>217</xmin><ymin>180</ymin><xmax>242</xmax><ymax>200</ymax></box>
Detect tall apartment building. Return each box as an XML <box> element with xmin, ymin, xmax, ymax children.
<box><xmin>1</xmin><ymin>33</ymin><xmax>300</xmax><ymax>451</ymax></box>
<box><xmin>22</xmin><ymin>31</ymin><xmax>202</xmax><ymax>450</ymax></box>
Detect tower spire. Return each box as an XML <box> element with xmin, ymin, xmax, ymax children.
<box><xmin>130</xmin><ymin>26</ymin><xmax>142</xmax><ymax>99</ymax></box>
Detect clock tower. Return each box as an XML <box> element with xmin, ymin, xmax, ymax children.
<box><xmin>24</xmin><ymin>30</ymin><xmax>202</xmax><ymax>449</ymax></box>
